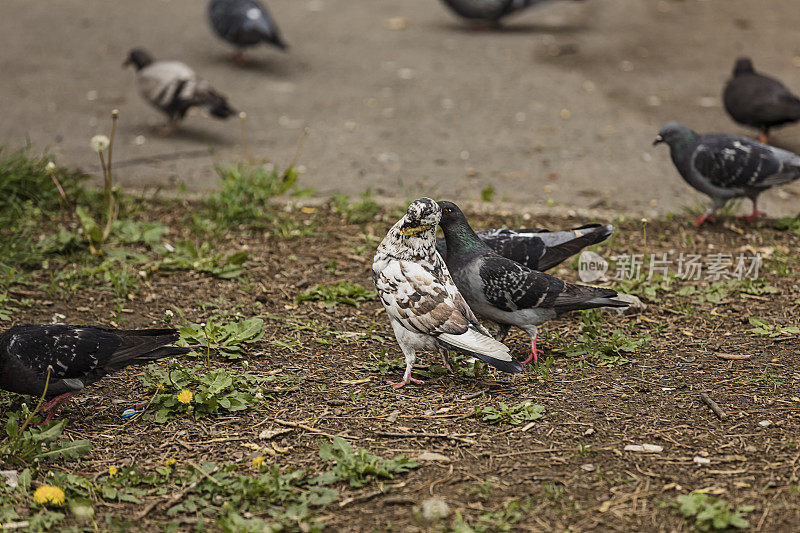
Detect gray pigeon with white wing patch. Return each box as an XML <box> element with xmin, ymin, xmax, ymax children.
<box><xmin>437</xmin><ymin>201</ymin><xmax>628</xmax><ymax>365</ymax></box>
<box><xmin>124</xmin><ymin>48</ymin><xmax>237</xmax><ymax>135</ymax></box>
<box><xmin>0</xmin><ymin>324</ymin><xmax>190</xmax><ymax>420</ymax></box>
<box><xmin>372</xmin><ymin>198</ymin><xmax>523</xmax><ymax>389</ymax></box>
<box><xmin>654</xmin><ymin>121</ymin><xmax>800</xmax><ymax>225</ymax></box>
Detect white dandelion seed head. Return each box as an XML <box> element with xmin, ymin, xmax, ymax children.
<box><xmin>90</xmin><ymin>135</ymin><xmax>110</xmax><ymax>153</ymax></box>
<box><xmin>46</xmin><ymin>161</ymin><xmax>56</xmax><ymax>171</ymax></box>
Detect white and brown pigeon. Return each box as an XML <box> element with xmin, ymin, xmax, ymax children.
<box><xmin>372</xmin><ymin>198</ymin><xmax>524</xmax><ymax>388</ymax></box>
<box><xmin>654</xmin><ymin>121</ymin><xmax>800</xmax><ymax>225</ymax></box>
<box><xmin>208</xmin><ymin>0</ymin><xmax>288</xmax><ymax>65</ymax></box>
<box><xmin>123</xmin><ymin>48</ymin><xmax>237</xmax><ymax>135</ymax></box>
<box><xmin>438</xmin><ymin>0</ymin><xmax>585</xmax><ymax>27</ymax></box>
<box><xmin>436</xmin><ymin>224</ymin><xmax>613</xmax><ymax>272</ymax></box>
<box><xmin>0</xmin><ymin>325</ymin><xmax>190</xmax><ymax>420</ymax></box>
<box><xmin>723</xmin><ymin>57</ymin><xmax>800</xmax><ymax>144</ymax></box>
<box><xmin>437</xmin><ymin>201</ymin><xmax>628</xmax><ymax>365</ymax></box>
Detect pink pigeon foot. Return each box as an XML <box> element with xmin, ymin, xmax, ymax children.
<box><xmin>521</xmin><ymin>335</ymin><xmax>544</xmax><ymax>365</ymax></box>
<box><xmin>694</xmin><ymin>214</ymin><xmax>715</xmax><ymax>226</ymax></box>
<box><xmin>740</xmin><ymin>207</ymin><xmax>765</xmax><ymax>223</ymax></box>
<box><xmin>36</xmin><ymin>392</ymin><xmax>73</xmax><ymax>423</ymax></box>
<box><xmin>386</xmin><ymin>376</ymin><xmax>424</xmax><ymax>389</ymax></box>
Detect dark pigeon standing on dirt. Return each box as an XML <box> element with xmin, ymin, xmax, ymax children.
<box><xmin>437</xmin><ymin>201</ymin><xmax>628</xmax><ymax>365</ymax></box>
<box><xmin>438</xmin><ymin>0</ymin><xmax>585</xmax><ymax>26</ymax></box>
<box><xmin>436</xmin><ymin>224</ymin><xmax>614</xmax><ymax>271</ymax></box>
<box><xmin>653</xmin><ymin>121</ymin><xmax>800</xmax><ymax>225</ymax></box>
<box><xmin>0</xmin><ymin>325</ymin><xmax>190</xmax><ymax>420</ymax></box>
<box><xmin>372</xmin><ymin>198</ymin><xmax>524</xmax><ymax>388</ymax></box>
<box><xmin>208</xmin><ymin>0</ymin><xmax>287</xmax><ymax>64</ymax></box>
<box><xmin>723</xmin><ymin>57</ymin><xmax>800</xmax><ymax>144</ymax></box>
<box><xmin>123</xmin><ymin>48</ymin><xmax>237</xmax><ymax>135</ymax></box>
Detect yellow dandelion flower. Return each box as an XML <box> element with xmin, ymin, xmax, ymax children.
<box><xmin>33</xmin><ymin>485</ymin><xmax>66</xmax><ymax>506</ymax></box>
<box><xmin>252</xmin><ymin>456</ymin><xmax>265</xmax><ymax>469</ymax></box>
<box><xmin>164</xmin><ymin>458</ymin><xmax>177</xmax><ymax>467</ymax></box>
<box><xmin>177</xmin><ymin>390</ymin><xmax>193</xmax><ymax>404</ymax></box>
<box><xmin>108</xmin><ymin>466</ymin><xmax>118</xmax><ymax>476</ymax></box>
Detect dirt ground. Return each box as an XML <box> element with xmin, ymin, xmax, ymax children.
<box><xmin>3</xmin><ymin>0</ymin><xmax>800</xmax><ymax>217</ymax></box>
<box><xmin>4</xmin><ymin>202</ymin><xmax>800</xmax><ymax>531</ymax></box>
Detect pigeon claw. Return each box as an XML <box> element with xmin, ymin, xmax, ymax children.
<box><xmin>757</xmin><ymin>132</ymin><xmax>769</xmax><ymax>144</ymax></box>
<box><xmin>739</xmin><ymin>210</ymin><xmax>765</xmax><ymax>223</ymax></box>
<box><xmin>694</xmin><ymin>214</ymin><xmax>715</xmax><ymax>226</ymax></box>
<box><xmin>386</xmin><ymin>377</ymin><xmax>424</xmax><ymax>389</ymax></box>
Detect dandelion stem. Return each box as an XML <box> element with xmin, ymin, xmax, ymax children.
<box><xmin>102</xmin><ymin>110</ymin><xmax>119</xmax><ymax>241</ymax></box>
<box><xmin>49</xmin><ymin>170</ymin><xmax>71</xmax><ymax>209</ymax></box>
<box><xmin>19</xmin><ymin>366</ymin><xmax>52</xmax><ymax>436</ymax></box>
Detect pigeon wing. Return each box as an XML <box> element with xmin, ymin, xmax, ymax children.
<box><xmin>478</xmin><ymin>255</ymin><xmax>564</xmax><ymax>312</ymax></box>
<box><xmin>692</xmin><ymin>136</ymin><xmax>783</xmax><ymax>189</ymax></box>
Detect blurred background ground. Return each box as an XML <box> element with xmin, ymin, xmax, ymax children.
<box><xmin>2</xmin><ymin>0</ymin><xmax>800</xmax><ymax>217</ymax></box>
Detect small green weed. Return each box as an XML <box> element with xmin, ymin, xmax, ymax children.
<box><xmin>480</xmin><ymin>186</ymin><xmax>495</xmax><ymax>202</ymax></box>
<box><xmin>1</xmin><ymin>407</ymin><xmax>91</xmax><ymax>466</ymax></box>
<box><xmin>748</xmin><ymin>317</ymin><xmax>800</xmax><ymax>338</ymax></box>
<box><xmin>178</xmin><ymin>316</ymin><xmax>264</xmax><ymax>360</ymax></box>
<box><xmin>296</xmin><ymin>281</ymin><xmax>377</xmax><ymax>307</ymax></box>
<box><xmin>331</xmin><ymin>190</ymin><xmax>379</xmax><ymax>223</ymax></box>
<box><xmin>676</xmin><ymin>492</ymin><xmax>753</xmax><ymax>531</ymax></box>
<box><xmin>312</xmin><ymin>437</ymin><xmax>417</xmax><ymax>488</ymax></box>
<box><xmin>363</xmin><ymin>357</ymin><xmax>406</xmax><ymax>375</ymax></box>
<box><xmin>476</xmin><ymin>401</ymin><xmax>544</xmax><ymax>426</ymax></box>
<box><xmin>0</xmin><ymin>292</ymin><xmax>31</xmax><ymax>323</ymax></box>
<box><xmin>154</xmin><ymin>241</ymin><xmax>248</xmax><ymax>279</ymax></box>
<box><xmin>139</xmin><ymin>363</ymin><xmax>265</xmax><ymax>422</ymax></box>
<box><xmin>559</xmin><ymin>310</ymin><xmax>649</xmax><ymax>365</ymax></box>
<box><xmin>774</xmin><ymin>214</ymin><xmax>800</xmax><ymax>237</ymax></box>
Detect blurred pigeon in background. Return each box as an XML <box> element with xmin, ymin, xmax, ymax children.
<box><xmin>436</xmin><ymin>224</ymin><xmax>614</xmax><ymax>271</ymax></box>
<box><xmin>124</xmin><ymin>48</ymin><xmax>237</xmax><ymax>135</ymax></box>
<box><xmin>723</xmin><ymin>57</ymin><xmax>800</xmax><ymax>144</ymax></box>
<box><xmin>654</xmin><ymin>121</ymin><xmax>800</xmax><ymax>225</ymax></box>
<box><xmin>437</xmin><ymin>201</ymin><xmax>628</xmax><ymax>365</ymax></box>
<box><xmin>208</xmin><ymin>0</ymin><xmax>287</xmax><ymax>64</ymax></box>
<box><xmin>0</xmin><ymin>325</ymin><xmax>190</xmax><ymax>421</ymax></box>
<box><xmin>438</xmin><ymin>0</ymin><xmax>585</xmax><ymax>26</ymax></box>
<box><xmin>372</xmin><ymin>198</ymin><xmax>524</xmax><ymax>388</ymax></box>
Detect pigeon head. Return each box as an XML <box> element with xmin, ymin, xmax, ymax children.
<box><xmin>400</xmin><ymin>198</ymin><xmax>440</xmax><ymax>238</ymax></box>
<box><xmin>123</xmin><ymin>48</ymin><xmax>154</xmax><ymax>70</ymax></box>
<box><xmin>732</xmin><ymin>57</ymin><xmax>754</xmax><ymax>77</ymax></box>
<box><xmin>437</xmin><ymin>200</ymin><xmax>487</xmax><ymax>253</ymax></box>
<box><xmin>653</xmin><ymin>121</ymin><xmax>697</xmax><ymax>149</ymax></box>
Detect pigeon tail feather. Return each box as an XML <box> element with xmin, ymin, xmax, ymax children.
<box><xmin>437</xmin><ymin>327</ymin><xmax>523</xmax><ymax>374</ymax></box>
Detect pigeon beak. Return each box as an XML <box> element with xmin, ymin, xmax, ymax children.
<box><xmin>652</xmin><ymin>135</ymin><xmax>664</xmax><ymax>146</ymax></box>
<box><xmin>400</xmin><ymin>225</ymin><xmax>432</xmax><ymax>237</ymax></box>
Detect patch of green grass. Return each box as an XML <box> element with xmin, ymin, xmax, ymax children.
<box><xmin>153</xmin><ymin>240</ymin><xmax>249</xmax><ymax>279</ymax></box>
<box><xmin>331</xmin><ymin>190</ymin><xmax>380</xmax><ymax>223</ymax></box>
<box><xmin>676</xmin><ymin>492</ymin><xmax>753</xmax><ymax>531</ymax></box>
<box><xmin>0</xmin><ymin>292</ymin><xmax>31</xmax><ymax>323</ymax></box>
<box><xmin>312</xmin><ymin>437</ymin><xmax>417</xmax><ymax>488</ymax></box>
<box><xmin>748</xmin><ymin>317</ymin><xmax>800</xmax><ymax>338</ymax></box>
<box><xmin>1</xmin><ymin>407</ymin><xmax>91</xmax><ymax>466</ymax></box>
<box><xmin>476</xmin><ymin>401</ymin><xmax>544</xmax><ymax>426</ymax></box>
<box><xmin>196</xmin><ymin>163</ymin><xmax>301</xmax><ymax>232</ymax></box>
<box><xmin>558</xmin><ymin>310</ymin><xmax>649</xmax><ymax>365</ymax></box>
<box><xmin>139</xmin><ymin>363</ymin><xmax>265</xmax><ymax>422</ymax></box>
<box><xmin>481</xmin><ymin>186</ymin><xmax>495</xmax><ymax>202</ymax></box>
<box><xmin>296</xmin><ymin>281</ymin><xmax>377</xmax><ymax>307</ymax></box>
<box><xmin>774</xmin><ymin>214</ymin><xmax>800</xmax><ymax>237</ymax></box>
<box><xmin>178</xmin><ymin>316</ymin><xmax>265</xmax><ymax>360</ymax></box>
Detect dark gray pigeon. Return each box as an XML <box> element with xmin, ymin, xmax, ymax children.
<box><xmin>438</xmin><ymin>0</ymin><xmax>584</xmax><ymax>26</ymax></box>
<box><xmin>653</xmin><ymin>121</ymin><xmax>800</xmax><ymax>225</ymax></box>
<box><xmin>208</xmin><ymin>0</ymin><xmax>287</xmax><ymax>64</ymax></box>
<box><xmin>436</xmin><ymin>224</ymin><xmax>613</xmax><ymax>271</ymax></box>
<box><xmin>723</xmin><ymin>57</ymin><xmax>800</xmax><ymax>144</ymax></box>
<box><xmin>124</xmin><ymin>48</ymin><xmax>237</xmax><ymax>135</ymax></box>
<box><xmin>0</xmin><ymin>325</ymin><xmax>190</xmax><ymax>420</ymax></box>
<box><xmin>437</xmin><ymin>201</ymin><xmax>628</xmax><ymax>365</ymax></box>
